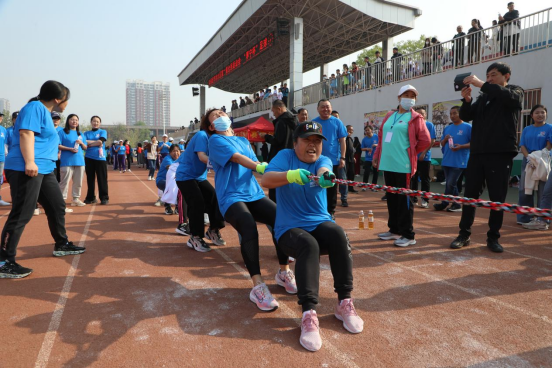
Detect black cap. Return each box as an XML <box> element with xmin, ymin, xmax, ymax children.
<box><xmin>51</xmin><ymin>111</ymin><xmax>61</xmax><ymax>120</ymax></box>
<box><xmin>293</xmin><ymin>121</ymin><xmax>327</xmax><ymax>141</ymax></box>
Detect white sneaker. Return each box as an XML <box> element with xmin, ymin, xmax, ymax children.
<box><xmin>394</xmin><ymin>237</ymin><xmax>416</xmax><ymax>247</ymax></box>
<box><xmin>249</xmin><ymin>283</ymin><xmax>279</xmax><ymax>311</ymax></box>
<box><xmin>128</xmin><ymin>169</ymin><xmax>131</xmax><ymax>172</ymax></box>
<box><xmin>187</xmin><ymin>236</ymin><xmax>211</xmax><ymax>252</ymax></box>
<box><xmin>420</xmin><ymin>200</ymin><xmax>429</xmax><ymax>209</ymax></box>
<box><xmin>154</xmin><ymin>199</ymin><xmax>162</xmax><ymax>207</ymax></box>
<box><xmin>522</xmin><ymin>218</ymin><xmax>549</xmax><ymax>231</ymax></box>
<box><xmin>0</xmin><ymin>199</ymin><xmax>11</xmax><ymax>206</ymax></box>
<box><xmin>34</xmin><ymin>208</ymin><xmax>40</xmax><ymax>216</ymax></box>
<box><xmin>378</xmin><ymin>232</ymin><xmax>401</xmax><ymax>240</ymax></box>
<box><xmin>300</xmin><ymin>310</ymin><xmax>322</xmax><ymax>352</ymax></box>
<box><xmin>275</xmin><ymin>269</ymin><xmax>298</xmax><ymax>294</ymax></box>
<box><xmin>204</xmin><ymin>213</ymin><xmax>210</xmax><ymax>225</ymax></box>
<box><xmin>71</xmin><ymin>199</ymin><xmax>86</xmax><ymax>207</ymax></box>
<box><xmin>148</xmin><ymin>176</ymin><xmax>152</xmax><ymax>181</ymax></box>
<box><xmin>65</xmin><ymin>208</ymin><xmax>74</xmax><ymax>213</ymax></box>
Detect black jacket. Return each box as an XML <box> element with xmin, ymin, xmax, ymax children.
<box><xmin>345</xmin><ymin>136</ymin><xmax>355</xmax><ymax>164</ymax></box>
<box><xmin>265</xmin><ymin>111</ymin><xmax>297</xmax><ymax>161</ymax></box>
<box><xmin>459</xmin><ymin>82</ymin><xmax>524</xmax><ymax>156</ymax></box>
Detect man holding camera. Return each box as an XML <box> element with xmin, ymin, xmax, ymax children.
<box><xmin>450</xmin><ymin>62</ymin><xmax>524</xmax><ymax>253</ymax></box>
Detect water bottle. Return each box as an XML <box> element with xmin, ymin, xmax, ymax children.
<box><xmin>367</xmin><ymin>210</ymin><xmax>374</xmax><ymax>230</ymax></box>
<box><xmin>358</xmin><ymin>210</ymin><xmax>365</xmax><ymax>230</ymax></box>
<box><xmin>448</xmin><ymin>137</ymin><xmax>454</xmax><ymax>149</ymax></box>
<box><xmin>99</xmin><ymin>145</ymin><xmax>104</xmax><ymax>158</ymax></box>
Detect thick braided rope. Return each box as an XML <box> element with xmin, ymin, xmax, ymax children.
<box><xmin>309</xmin><ymin>175</ymin><xmax>552</xmax><ymax>220</ymax></box>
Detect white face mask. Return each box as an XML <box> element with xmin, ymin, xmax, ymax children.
<box><xmin>400</xmin><ymin>98</ymin><xmax>416</xmax><ymax>110</ymax></box>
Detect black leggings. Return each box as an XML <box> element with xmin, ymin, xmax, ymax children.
<box><xmin>278</xmin><ymin>222</ymin><xmax>353</xmax><ymax>312</ymax></box>
<box><xmin>224</xmin><ymin>198</ymin><xmax>289</xmax><ymax>277</ymax></box>
<box><xmin>176</xmin><ymin>179</ymin><xmax>225</xmax><ymax>237</ymax></box>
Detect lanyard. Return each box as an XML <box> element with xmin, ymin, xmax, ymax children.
<box><xmin>390</xmin><ymin>112</ymin><xmax>407</xmax><ymax>129</ymax></box>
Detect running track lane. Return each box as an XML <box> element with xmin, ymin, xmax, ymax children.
<box><xmin>0</xmin><ymin>168</ymin><xmax>551</xmax><ymax>367</ymax></box>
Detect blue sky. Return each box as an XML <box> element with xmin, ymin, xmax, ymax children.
<box><xmin>0</xmin><ymin>0</ymin><xmax>549</xmax><ymax>126</ymax></box>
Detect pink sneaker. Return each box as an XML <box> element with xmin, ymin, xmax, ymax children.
<box><xmin>300</xmin><ymin>310</ymin><xmax>322</xmax><ymax>352</ymax></box>
<box><xmin>335</xmin><ymin>298</ymin><xmax>364</xmax><ymax>334</ymax></box>
<box><xmin>275</xmin><ymin>269</ymin><xmax>297</xmax><ymax>294</ymax></box>
<box><xmin>249</xmin><ymin>283</ymin><xmax>279</xmax><ymax>311</ymax></box>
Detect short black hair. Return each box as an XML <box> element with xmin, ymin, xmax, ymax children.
<box><xmin>529</xmin><ymin>104</ymin><xmax>547</xmax><ymax>118</ymax></box>
<box><xmin>331</xmin><ymin>110</ymin><xmax>339</xmax><ymax>115</ymax></box>
<box><xmin>450</xmin><ymin>106</ymin><xmax>460</xmax><ymax>113</ymax></box>
<box><xmin>375</xmin><ymin>51</ymin><xmax>380</xmax><ymax>54</ymax></box>
<box><xmin>393</xmin><ymin>47</ymin><xmax>398</xmax><ymax>50</ymax></box>
<box><xmin>507</xmin><ymin>2</ymin><xmax>514</xmax><ymax>6</ymax></box>
<box><xmin>272</xmin><ymin>99</ymin><xmax>286</xmax><ymax>108</ymax></box>
<box><xmin>297</xmin><ymin>108</ymin><xmax>307</xmax><ymax>114</ymax></box>
<box><xmin>486</xmin><ymin>62</ymin><xmax>512</xmax><ymax>81</ymax></box>
<box><xmin>317</xmin><ymin>99</ymin><xmax>330</xmax><ymax>107</ymax></box>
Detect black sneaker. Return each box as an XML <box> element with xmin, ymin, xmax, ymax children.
<box><xmin>450</xmin><ymin>235</ymin><xmax>470</xmax><ymax>249</ymax></box>
<box><xmin>433</xmin><ymin>203</ymin><xmax>448</xmax><ymax>211</ymax></box>
<box><xmin>487</xmin><ymin>238</ymin><xmax>504</xmax><ymax>253</ymax></box>
<box><xmin>175</xmin><ymin>223</ymin><xmax>191</xmax><ymax>236</ymax></box>
<box><xmin>53</xmin><ymin>242</ymin><xmax>86</xmax><ymax>257</ymax></box>
<box><xmin>173</xmin><ymin>208</ymin><xmax>179</xmax><ymax>215</ymax></box>
<box><xmin>100</xmin><ymin>200</ymin><xmax>109</xmax><ymax>205</ymax></box>
<box><xmin>381</xmin><ymin>194</ymin><xmax>387</xmax><ymax>201</ymax></box>
<box><xmin>0</xmin><ymin>260</ymin><xmax>33</xmax><ymax>279</ymax></box>
<box><xmin>447</xmin><ymin>204</ymin><xmax>462</xmax><ymax>212</ymax></box>
<box><xmin>164</xmin><ymin>205</ymin><xmax>174</xmax><ymax>215</ymax></box>
<box><xmin>341</xmin><ymin>201</ymin><xmax>349</xmax><ymax>207</ymax></box>
<box><xmin>84</xmin><ymin>198</ymin><xmax>98</xmax><ymax>204</ymax></box>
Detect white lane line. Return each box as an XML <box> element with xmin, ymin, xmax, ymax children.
<box><xmin>131</xmin><ymin>171</ymin><xmax>158</xmax><ymax>197</ymax></box>
<box><xmin>34</xmin><ymin>206</ymin><xmax>96</xmax><ymax>368</ymax></box>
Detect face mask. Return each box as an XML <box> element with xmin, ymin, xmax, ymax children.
<box><xmin>400</xmin><ymin>98</ymin><xmax>416</xmax><ymax>110</ymax></box>
<box><xmin>213</xmin><ymin>116</ymin><xmax>231</xmax><ymax>131</ymax></box>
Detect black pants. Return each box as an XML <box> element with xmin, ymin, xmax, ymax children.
<box><xmin>55</xmin><ymin>160</ymin><xmax>61</xmax><ymax>183</ymax></box>
<box><xmin>85</xmin><ymin>158</ymin><xmax>109</xmax><ymax>202</ymax></box>
<box><xmin>327</xmin><ymin>164</ymin><xmax>346</xmax><ymax>214</ymax></box>
<box><xmin>362</xmin><ymin>160</ymin><xmax>379</xmax><ymax>185</ymax></box>
<box><xmin>384</xmin><ymin>171</ymin><xmax>414</xmax><ymax>239</ymax></box>
<box><xmin>505</xmin><ymin>34</ymin><xmax>519</xmax><ymax>55</ymax></box>
<box><xmin>411</xmin><ymin>160</ymin><xmax>431</xmax><ymax>194</ymax></box>
<box><xmin>224</xmin><ymin>198</ymin><xmax>288</xmax><ymax>277</ymax></box>
<box><xmin>1</xmin><ymin>171</ymin><xmax>68</xmax><ymax>262</ymax></box>
<box><xmin>346</xmin><ymin>161</ymin><xmax>355</xmax><ymax>190</ymax></box>
<box><xmin>278</xmin><ymin>222</ymin><xmax>353</xmax><ymax>312</ymax></box>
<box><xmin>459</xmin><ymin>154</ymin><xmax>512</xmax><ymax>240</ymax></box>
<box><xmin>176</xmin><ymin>179</ymin><xmax>225</xmax><ymax>237</ymax></box>
<box><xmin>126</xmin><ymin>154</ymin><xmax>133</xmax><ymax>170</ymax></box>
<box><xmin>268</xmin><ymin>188</ymin><xmax>277</xmax><ymax>203</ymax></box>
<box><xmin>282</xmin><ymin>96</ymin><xmax>288</xmax><ymax>107</ymax></box>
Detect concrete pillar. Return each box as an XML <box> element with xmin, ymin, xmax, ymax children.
<box><xmin>382</xmin><ymin>37</ymin><xmax>394</xmax><ymax>61</ymax></box>
<box><xmin>200</xmin><ymin>85</ymin><xmax>206</xmax><ymax>118</ymax></box>
<box><xmin>289</xmin><ymin>17</ymin><xmax>304</xmax><ymax>110</ymax></box>
<box><xmin>320</xmin><ymin>63</ymin><xmax>329</xmax><ymax>82</ymax></box>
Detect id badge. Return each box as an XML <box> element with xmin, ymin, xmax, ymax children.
<box><xmin>385</xmin><ymin>132</ymin><xmax>393</xmax><ymax>143</ymax></box>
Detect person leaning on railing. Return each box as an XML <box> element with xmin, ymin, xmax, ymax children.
<box><xmin>499</xmin><ymin>2</ymin><xmax>520</xmax><ymax>56</ymax></box>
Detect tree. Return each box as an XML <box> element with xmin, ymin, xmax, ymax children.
<box><xmin>1</xmin><ymin>109</ymin><xmax>10</xmax><ymax>128</ymax></box>
<box><xmin>356</xmin><ymin>35</ymin><xmax>428</xmax><ymax>65</ymax></box>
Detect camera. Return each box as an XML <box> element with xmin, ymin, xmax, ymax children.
<box><xmin>454</xmin><ymin>72</ymin><xmax>472</xmax><ymax>91</ymax></box>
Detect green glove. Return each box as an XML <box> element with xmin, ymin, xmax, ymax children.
<box><xmin>256</xmin><ymin>162</ymin><xmax>268</xmax><ymax>174</ymax></box>
<box><xmin>286</xmin><ymin>169</ymin><xmax>311</xmax><ymax>185</ymax></box>
<box><xmin>318</xmin><ymin>171</ymin><xmax>336</xmax><ymax>188</ymax></box>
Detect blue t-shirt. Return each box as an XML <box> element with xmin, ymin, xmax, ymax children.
<box><xmin>419</xmin><ymin>121</ymin><xmax>436</xmax><ymax>161</ymax></box>
<box><xmin>5</xmin><ymin>101</ymin><xmax>58</xmax><ymax>174</ymax></box>
<box><xmin>5</xmin><ymin>126</ymin><xmax>14</xmax><ymax>152</ymax></box>
<box><xmin>82</xmin><ymin>129</ymin><xmax>107</xmax><ymax>161</ymax></box>
<box><xmin>361</xmin><ymin>134</ymin><xmax>378</xmax><ymax>162</ymax></box>
<box><xmin>0</xmin><ymin>126</ymin><xmax>7</xmax><ymax>162</ymax></box>
<box><xmin>159</xmin><ymin>141</ymin><xmax>171</xmax><ymax>154</ymax></box>
<box><xmin>312</xmin><ymin>116</ymin><xmax>347</xmax><ymax>166</ymax></box>
<box><xmin>58</xmin><ymin>129</ymin><xmax>86</xmax><ymax>167</ymax></box>
<box><xmin>520</xmin><ymin>124</ymin><xmax>552</xmax><ymax>153</ymax></box>
<box><xmin>442</xmin><ymin>122</ymin><xmax>472</xmax><ymax>169</ymax></box>
<box><xmin>157</xmin><ymin>155</ymin><xmax>175</xmax><ymax>184</ymax></box>
<box><xmin>116</xmin><ymin>144</ymin><xmax>126</xmax><ymax>155</ymax></box>
<box><xmin>178</xmin><ymin>144</ymin><xmax>185</xmax><ymax>151</ymax></box>
<box><xmin>175</xmin><ymin>130</ymin><xmax>209</xmax><ymax>182</ymax></box>
<box><xmin>208</xmin><ymin>134</ymin><xmax>266</xmax><ymax>216</ymax></box>
<box><xmin>265</xmin><ymin>149</ymin><xmax>334</xmax><ymax>241</ymax></box>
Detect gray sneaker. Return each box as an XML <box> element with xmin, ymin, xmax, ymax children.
<box><xmin>522</xmin><ymin>218</ymin><xmax>549</xmax><ymax>231</ymax></box>
<box><xmin>187</xmin><ymin>237</ymin><xmax>211</xmax><ymax>252</ymax></box>
<box><xmin>420</xmin><ymin>200</ymin><xmax>429</xmax><ymax>209</ymax></box>
<box><xmin>378</xmin><ymin>232</ymin><xmax>401</xmax><ymax>240</ymax></box>
<box><xmin>205</xmin><ymin>229</ymin><xmax>226</xmax><ymax>246</ymax></box>
<box><xmin>394</xmin><ymin>237</ymin><xmax>416</xmax><ymax>247</ymax></box>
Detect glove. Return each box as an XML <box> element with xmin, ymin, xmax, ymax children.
<box><xmin>286</xmin><ymin>169</ymin><xmax>311</xmax><ymax>185</ymax></box>
<box><xmin>255</xmin><ymin>162</ymin><xmax>268</xmax><ymax>174</ymax></box>
<box><xmin>318</xmin><ymin>171</ymin><xmax>336</xmax><ymax>188</ymax></box>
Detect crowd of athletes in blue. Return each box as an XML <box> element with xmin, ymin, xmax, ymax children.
<box><xmin>1</xmin><ymin>61</ymin><xmax>551</xmax><ymax>351</ymax></box>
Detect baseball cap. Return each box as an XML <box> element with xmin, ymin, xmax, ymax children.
<box><xmin>51</xmin><ymin>112</ymin><xmax>61</xmax><ymax>119</ymax></box>
<box><xmin>169</xmin><ymin>137</ymin><xmax>174</xmax><ymax>141</ymax></box>
<box><xmin>293</xmin><ymin>121</ymin><xmax>327</xmax><ymax>141</ymax></box>
<box><xmin>143</xmin><ymin>140</ymin><xmax>149</xmax><ymax>143</ymax></box>
<box><xmin>179</xmin><ymin>138</ymin><xmax>184</xmax><ymax>142</ymax></box>
<box><xmin>162</xmin><ymin>134</ymin><xmax>168</xmax><ymax>137</ymax></box>
<box><xmin>119</xmin><ymin>139</ymin><xmax>123</xmax><ymax>142</ymax></box>
<box><xmin>397</xmin><ymin>84</ymin><xmax>418</xmax><ymax>97</ymax></box>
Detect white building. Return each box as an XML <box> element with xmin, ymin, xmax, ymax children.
<box><xmin>0</xmin><ymin>98</ymin><xmax>10</xmax><ymax>113</ymax></box>
<box><xmin>126</xmin><ymin>80</ymin><xmax>170</xmax><ymax>127</ymax></box>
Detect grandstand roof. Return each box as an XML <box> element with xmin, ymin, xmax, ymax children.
<box><xmin>177</xmin><ymin>0</ymin><xmax>421</xmax><ymax>93</ymax></box>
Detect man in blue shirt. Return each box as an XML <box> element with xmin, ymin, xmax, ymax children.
<box><xmin>361</xmin><ymin>125</ymin><xmax>379</xmax><ymax>191</ymax></box>
<box><xmin>0</xmin><ymin>114</ymin><xmax>8</xmax><ymax>206</ymax></box>
<box><xmin>434</xmin><ymin>106</ymin><xmax>471</xmax><ymax>212</ymax></box>
<box><xmin>281</xmin><ymin>83</ymin><xmax>290</xmax><ymax>107</ymax></box>
<box><xmin>410</xmin><ymin>107</ymin><xmax>436</xmax><ymax>208</ymax></box>
<box><xmin>158</xmin><ymin>134</ymin><xmax>171</xmax><ymax>162</ymax></box>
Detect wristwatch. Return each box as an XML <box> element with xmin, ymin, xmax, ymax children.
<box><xmin>340</xmin><ymin>157</ymin><xmax>346</xmax><ymax>160</ymax></box>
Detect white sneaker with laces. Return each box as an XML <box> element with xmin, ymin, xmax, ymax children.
<box><xmin>154</xmin><ymin>199</ymin><xmax>162</xmax><ymax>207</ymax></box>
<box><xmin>71</xmin><ymin>199</ymin><xmax>86</xmax><ymax>207</ymax></box>
<box><xmin>275</xmin><ymin>269</ymin><xmax>297</xmax><ymax>294</ymax></box>
<box><xmin>335</xmin><ymin>298</ymin><xmax>364</xmax><ymax>333</ymax></box>
<box><xmin>65</xmin><ymin>208</ymin><xmax>74</xmax><ymax>213</ymax></box>
<box><xmin>394</xmin><ymin>237</ymin><xmax>416</xmax><ymax>247</ymax></box>
<box><xmin>0</xmin><ymin>199</ymin><xmax>11</xmax><ymax>206</ymax></box>
<box><xmin>249</xmin><ymin>283</ymin><xmax>279</xmax><ymax>311</ymax></box>
<box><xmin>523</xmin><ymin>218</ymin><xmax>549</xmax><ymax>231</ymax></box>
<box><xmin>300</xmin><ymin>310</ymin><xmax>322</xmax><ymax>352</ymax></box>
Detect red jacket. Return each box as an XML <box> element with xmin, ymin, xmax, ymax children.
<box><xmin>372</xmin><ymin>109</ymin><xmax>431</xmax><ymax>182</ymax></box>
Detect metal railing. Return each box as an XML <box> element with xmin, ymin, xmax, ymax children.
<box><xmin>230</xmin><ymin>98</ymin><xmax>273</xmax><ymax>118</ymax></box>
<box><xmin>293</xmin><ymin>7</ymin><xmax>551</xmax><ymax>106</ymax></box>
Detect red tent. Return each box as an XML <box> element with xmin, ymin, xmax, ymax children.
<box><xmin>233</xmin><ymin>116</ymin><xmax>274</xmax><ymax>142</ymax></box>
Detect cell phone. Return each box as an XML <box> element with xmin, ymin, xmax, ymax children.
<box><xmin>454</xmin><ymin>72</ymin><xmax>472</xmax><ymax>91</ymax></box>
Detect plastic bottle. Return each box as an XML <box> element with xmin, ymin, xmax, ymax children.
<box><xmin>448</xmin><ymin>137</ymin><xmax>454</xmax><ymax>148</ymax></box>
<box><xmin>367</xmin><ymin>210</ymin><xmax>374</xmax><ymax>230</ymax></box>
<box><xmin>358</xmin><ymin>210</ymin><xmax>365</xmax><ymax>230</ymax></box>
